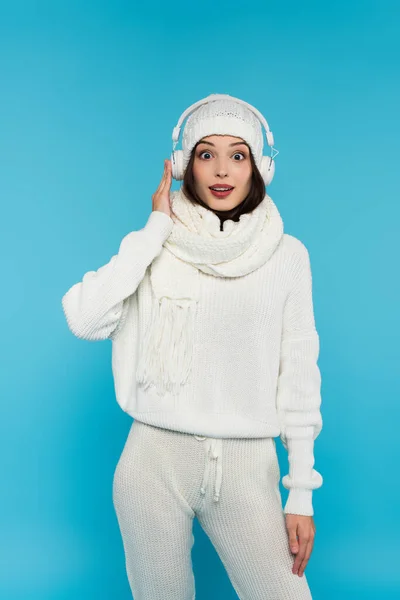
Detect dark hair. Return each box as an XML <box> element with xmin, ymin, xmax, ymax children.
<box><xmin>181</xmin><ymin>140</ymin><xmax>266</xmax><ymax>231</ymax></box>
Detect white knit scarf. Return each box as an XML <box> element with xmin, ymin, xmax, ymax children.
<box><xmin>136</xmin><ymin>186</ymin><xmax>284</xmax><ymax>397</ymax></box>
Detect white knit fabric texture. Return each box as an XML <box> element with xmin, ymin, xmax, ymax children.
<box><xmin>113</xmin><ymin>419</ymin><xmax>313</xmax><ymax>599</ymax></box>
<box><xmin>182</xmin><ymin>97</ymin><xmax>264</xmax><ymax>170</ymax></box>
<box><xmin>61</xmin><ymin>205</ymin><xmax>323</xmax><ymax>517</ymax></box>
<box><xmin>136</xmin><ymin>186</ymin><xmax>284</xmax><ymax>397</ymax></box>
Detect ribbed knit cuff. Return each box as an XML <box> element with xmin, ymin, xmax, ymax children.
<box><xmin>283</xmin><ymin>488</ymin><xmax>314</xmax><ymax>516</ymax></box>
<box><xmin>143</xmin><ymin>210</ymin><xmax>174</xmax><ymax>242</ymax></box>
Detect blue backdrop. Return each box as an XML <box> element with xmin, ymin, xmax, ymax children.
<box><xmin>1</xmin><ymin>1</ymin><xmax>399</xmax><ymax>598</ymax></box>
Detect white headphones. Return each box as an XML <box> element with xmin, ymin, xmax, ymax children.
<box><xmin>170</xmin><ymin>93</ymin><xmax>279</xmax><ymax>186</ymax></box>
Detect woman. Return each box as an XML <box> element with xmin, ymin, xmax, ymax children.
<box><xmin>62</xmin><ymin>94</ymin><xmax>323</xmax><ymax>599</ymax></box>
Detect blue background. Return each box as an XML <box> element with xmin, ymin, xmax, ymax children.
<box><xmin>1</xmin><ymin>0</ymin><xmax>399</xmax><ymax>598</ymax></box>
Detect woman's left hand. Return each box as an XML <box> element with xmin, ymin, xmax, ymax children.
<box><xmin>285</xmin><ymin>514</ymin><xmax>316</xmax><ymax>577</ymax></box>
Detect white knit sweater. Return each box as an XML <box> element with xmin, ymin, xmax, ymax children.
<box><xmin>61</xmin><ymin>209</ymin><xmax>323</xmax><ymax>516</ymax></box>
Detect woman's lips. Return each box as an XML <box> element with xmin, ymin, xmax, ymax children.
<box><xmin>209</xmin><ymin>187</ymin><xmax>234</xmax><ymax>198</ymax></box>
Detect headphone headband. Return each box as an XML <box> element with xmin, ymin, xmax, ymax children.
<box><xmin>172</xmin><ymin>93</ymin><xmax>276</xmax><ymax>153</ymax></box>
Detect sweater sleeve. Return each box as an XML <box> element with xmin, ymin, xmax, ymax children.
<box><xmin>61</xmin><ymin>210</ymin><xmax>173</xmax><ymax>341</ymax></box>
<box><xmin>275</xmin><ymin>242</ymin><xmax>323</xmax><ymax>517</ymax></box>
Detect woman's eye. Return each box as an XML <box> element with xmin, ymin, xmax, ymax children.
<box><xmin>198</xmin><ymin>151</ymin><xmax>246</xmax><ymax>160</ymax></box>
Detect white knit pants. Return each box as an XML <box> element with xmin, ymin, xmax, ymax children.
<box><xmin>112</xmin><ymin>419</ymin><xmax>313</xmax><ymax>600</ymax></box>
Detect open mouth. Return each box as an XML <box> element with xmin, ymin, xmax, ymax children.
<box><xmin>209</xmin><ymin>186</ymin><xmax>234</xmax><ymax>198</ymax></box>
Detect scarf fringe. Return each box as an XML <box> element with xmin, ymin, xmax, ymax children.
<box><xmin>136</xmin><ymin>296</ymin><xmax>196</xmax><ymax>396</ymax></box>
<box><xmin>135</xmin><ymin>187</ymin><xmax>284</xmax><ymax>398</ymax></box>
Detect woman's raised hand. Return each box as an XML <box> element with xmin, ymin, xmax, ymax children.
<box><xmin>152</xmin><ymin>159</ymin><xmax>172</xmax><ymax>218</ymax></box>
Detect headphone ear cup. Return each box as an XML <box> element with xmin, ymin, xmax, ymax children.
<box><xmin>259</xmin><ymin>155</ymin><xmax>275</xmax><ymax>187</ymax></box>
<box><xmin>171</xmin><ymin>150</ymin><xmax>185</xmax><ymax>180</ymax></box>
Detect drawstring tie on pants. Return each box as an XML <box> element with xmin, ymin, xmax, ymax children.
<box><xmin>194</xmin><ymin>435</ymin><xmax>223</xmax><ymax>502</ymax></box>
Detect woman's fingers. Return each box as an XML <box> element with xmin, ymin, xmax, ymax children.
<box><xmin>297</xmin><ymin>538</ymin><xmax>314</xmax><ymax>577</ymax></box>
<box><xmin>161</xmin><ymin>159</ymin><xmax>171</xmax><ymax>190</ymax></box>
<box><xmin>155</xmin><ymin>160</ymin><xmax>168</xmax><ymax>192</ymax></box>
<box><xmin>152</xmin><ymin>159</ymin><xmax>172</xmax><ymax>217</ymax></box>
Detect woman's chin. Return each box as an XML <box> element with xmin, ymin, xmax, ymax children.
<box><xmin>203</xmin><ymin>188</ymin><xmax>244</xmax><ymax>211</ymax></box>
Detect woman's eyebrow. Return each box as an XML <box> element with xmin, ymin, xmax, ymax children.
<box><xmin>197</xmin><ymin>140</ymin><xmax>249</xmax><ymax>148</ymax></box>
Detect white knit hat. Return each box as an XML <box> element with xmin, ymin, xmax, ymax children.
<box><xmin>182</xmin><ymin>96</ymin><xmax>264</xmax><ymax>172</ymax></box>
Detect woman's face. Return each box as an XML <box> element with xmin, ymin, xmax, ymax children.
<box><xmin>192</xmin><ymin>135</ymin><xmax>252</xmax><ymax>211</ymax></box>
